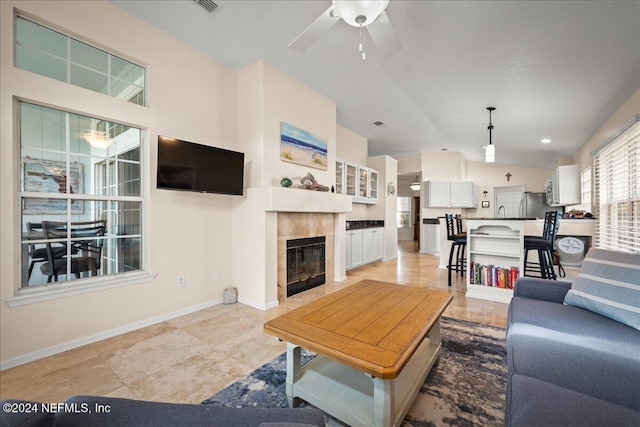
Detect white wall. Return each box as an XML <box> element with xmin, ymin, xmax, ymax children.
<box><xmin>232</xmin><ymin>60</ymin><xmax>339</xmax><ymax>309</ymax></box>
<box><xmin>1</xmin><ymin>0</ymin><xmax>238</xmax><ymax>366</ymax></box>
<box><xmin>573</xmin><ymin>88</ymin><xmax>640</xmax><ymax>172</ymax></box>
<box><xmin>367</xmin><ymin>156</ymin><xmax>398</xmax><ymax>261</ymax></box>
<box><xmin>336</xmin><ymin>124</ymin><xmax>368</xmax><ymax>220</ymax></box>
<box><xmin>464</xmin><ymin>161</ymin><xmax>552</xmax><ymax>218</ymax></box>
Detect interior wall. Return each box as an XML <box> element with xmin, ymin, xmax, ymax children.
<box><xmin>262</xmin><ymin>61</ymin><xmax>336</xmax><ymax>188</ymax></box>
<box><xmin>1</xmin><ymin>0</ymin><xmax>238</xmax><ymax>365</ymax></box>
<box><xmin>464</xmin><ymin>161</ymin><xmax>552</xmax><ymax>218</ymax></box>
<box><xmin>336</xmin><ymin>124</ymin><xmax>368</xmax><ymax>220</ymax></box>
<box><xmin>232</xmin><ymin>59</ymin><xmax>340</xmax><ymax>310</ymax></box>
<box><xmin>367</xmin><ymin>155</ymin><xmax>399</xmax><ymax>260</ymax></box>
<box><xmin>573</xmin><ymin>88</ymin><xmax>640</xmax><ymax>172</ymax></box>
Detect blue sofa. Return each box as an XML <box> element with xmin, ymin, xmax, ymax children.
<box><xmin>505</xmin><ymin>248</ymin><xmax>640</xmax><ymax>427</ymax></box>
<box><xmin>0</xmin><ymin>395</ymin><xmax>325</xmax><ymax>427</ymax></box>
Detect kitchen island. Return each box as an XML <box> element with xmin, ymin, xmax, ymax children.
<box><xmin>437</xmin><ymin>217</ymin><xmax>596</xmax><ymax>304</ymax></box>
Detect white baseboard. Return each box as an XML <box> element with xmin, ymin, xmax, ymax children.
<box><xmin>0</xmin><ymin>298</ymin><xmax>223</xmax><ymax>371</ymax></box>
<box><xmin>236</xmin><ymin>296</ymin><xmax>279</xmax><ymax>311</ymax></box>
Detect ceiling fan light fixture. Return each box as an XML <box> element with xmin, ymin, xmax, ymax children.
<box><xmin>409</xmin><ymin>173</ymin><xmax>421</xmax><ymax>191</ymax></box>
<box><xmin>83</xmin><ymin>130</ymin><xmax>113</xmax><ymax>149</ymax></box>
<box><xmin>332</xmin><ymin>0</ymin><xmax>389</xmax><ymax>27</ymax></box>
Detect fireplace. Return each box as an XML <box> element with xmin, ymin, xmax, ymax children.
<box><xmin>286</xmin><ymin>236</ymin><xmax>326</xmax><ymax>297</ymax></box>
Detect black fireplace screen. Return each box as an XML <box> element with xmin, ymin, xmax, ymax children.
<box><xmin>286</xmin><ymin>236</ymin><xmax>326</xmax><ymax>297</ymax></box>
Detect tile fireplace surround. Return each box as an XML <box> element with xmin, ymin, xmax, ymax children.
<box><xmin>277</xmin><ymin>213</ymin><xmax>335</xmax><ymax>302</ymax></box>
<box><xmin>233</xmin><ymin>187</ymin><xmax>352</xmax><ymax>309</ymax></box>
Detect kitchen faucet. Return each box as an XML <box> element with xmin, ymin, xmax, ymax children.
<box><xmin>497</xmin><ymin>205</ymin><xmax>506</xmax><ymax>218</ymax></box>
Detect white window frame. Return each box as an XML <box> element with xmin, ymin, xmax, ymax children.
<box><xmin>14</xmin><ymin>14</ymin><xmax>146</xmax><ymax>106</ymax></box>
<box><xmin>397</xmin><ymin>196</ymin><xmax>412</xmax><ymax>228</ymax></box>
<box><xmin>593</xmin><ymin>115</ymin><xmax>639</xmax><ymax>253</ymax></box>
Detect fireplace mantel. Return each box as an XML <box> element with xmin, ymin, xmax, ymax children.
<box><xmin>247</xmin><ymin>186</ymin><xmax>352</xmax><ymax>213</ymax></box>
<box><xmin>232</xmin><ymin>187</ymin><xmax>350</xmax><ymax>310</ymax></box>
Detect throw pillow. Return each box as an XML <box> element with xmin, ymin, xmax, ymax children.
<box><xmin>564</xmin><ymin>247</ymin><xmax>640</xmax><ymax>331</ymax></box>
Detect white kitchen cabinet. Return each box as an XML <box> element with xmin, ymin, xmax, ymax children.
<box><xmin>346</xmin><ymin>229</ymin><xmax>363</xmax><ymax>270</ymax></box>
<box><xmin>369</xmin><ymin>169</ymin><xmax>379</xmax><ymax>201</ymax></box>
<box><xmin>345</xmin><ymin>161</ymin><xmax>358</xmax><ymax>198</ymax></box>
<box><xmin>335</xmin><ymin>159</ymin><xmax>378</xmax><ymax>204</ymax></box>
<box><xmin>346</xmin><ymin>227</ymin><xmax>383</xmax><ymax>270</ymax></box>
<box><xmin>335</xmin><ymin>161</ymin><xmax>344</xmax><ymax>194</ymax></box>
<box><xmin>424</xmin><ymin>181</ymin><xmax>477</xmax><ymax>208</ymax></box>
<box><xmin>373</xmin><ymin>227</ymin><xmax>384</xmax><ymax>260</ymax></box>
<box><xmin>546</xmin><ymin>165</ymin><xmax>580</xmax><ymax>206</ymax></box>
<box><xmin>425</xmin><ymin>181</ymin><xmax>450</xmax><ymax>207</ymax></box>
<box><xmin>362</xmin><ymin>228</ymin><xmax>375</xmax><ymax>264</ymax></box>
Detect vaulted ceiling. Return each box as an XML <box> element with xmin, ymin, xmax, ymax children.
<box><xmin>112</xmin><ymin>0</ymin><xmax>640</xmax><ymax>169</ymax></box>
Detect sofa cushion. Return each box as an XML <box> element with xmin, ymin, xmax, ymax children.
<box><xmin>563</xmin><ymin>248</ymin><xmax>640</xmax><ymax>331</ymax></box>
<box><xmin>507</xmin><ymin>296</ymin><xmax>640</xmax><ymax>411</ymax></box>
<box><xmin>0</xmin><ymin>400</ymin><xmax>54</xmax><ymax>427</ymax></box>
<box><xmin>54</xmin><ymin>396</ymin><xmax>325</xmax><ymax>427</ymax></box>
<box><xmin>505</xmin><ymin>373</ymin><xmax>640</xmax><ymax>427</ymax></box>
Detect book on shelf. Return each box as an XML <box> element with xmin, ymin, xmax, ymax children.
<box><xmin>470</xmin><ymin>261</ymin><xmax>519</xmax><ymax>289</ymax></box>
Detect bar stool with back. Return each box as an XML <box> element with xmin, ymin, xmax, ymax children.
<box><xmin>445</xmin><ymin>214</ymin><xmax>467</xmax><ymax>286</ymax></box>
<box><xmin>523</xmin><ymin>210</ymin><xmax>560</xmax><ymax>279</ymax></box>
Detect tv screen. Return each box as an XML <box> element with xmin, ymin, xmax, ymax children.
<box><xmin>157</xmin><ymin>136</ymin><xmax>244</xmax><ymax>195</ymax></box>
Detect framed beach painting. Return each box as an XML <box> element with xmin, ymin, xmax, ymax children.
<box><xmin>280</xmin><ymin>122</ymin><xmax>328</xmax><ymax>171</ymax></box>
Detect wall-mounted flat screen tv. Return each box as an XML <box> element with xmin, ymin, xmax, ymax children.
<box><xmin>157</xmin><ymin>135</ymin><xmax>244</xmax><ymax>195</ymax></box>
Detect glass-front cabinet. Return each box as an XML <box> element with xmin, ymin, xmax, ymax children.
<box><xmin>335</xmin><ymin>161</ymin><xmax>344</xmax><ymax>194</ymax></box>
<box><xmin>335</xmin><ymin>159</ymin><xmax>378</xmax><ymax>204</ymax></box>
<box><xmin>358</xmin><ymin>167</ymin><xmax>368</xmax><ymax>199</ymax></box>
<box><xmin>345</xmin><ymin>162</ymin><xmax>357</xmax><ymax>197</ymax></box>
<box><xmin>369</xmin><ymin>169</ymin><xmax>378</xmax><ymax>201</ymax></box>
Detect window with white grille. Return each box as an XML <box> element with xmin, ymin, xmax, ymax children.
<box><xmin>593</xmin><ymin>117</ymin><xmax>639</xmax><ymax>253</ymax></box>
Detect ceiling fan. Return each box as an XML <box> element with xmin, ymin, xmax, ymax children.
<box><xmin>288</xmin><ymin>0</ymin><xmax>402</xmax><ymax>59</ymax></box>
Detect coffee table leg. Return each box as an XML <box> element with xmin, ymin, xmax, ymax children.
<box><xmin>430</xmin><ymin>318</ymin><xmax>442</xmax><ymax>364</ymax></box>
<box><xmin>286</xmin><ymin>343</ymin><xmax>301</xmax><ymax>407</ymax></box>
<box><xmin>372</xmin><ymin>376</ymin><xmax>393</xmax><ymax>427</ymax></box>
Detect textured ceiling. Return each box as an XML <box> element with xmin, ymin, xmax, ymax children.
<box><xmin>111</xmin><ymin>0</ymin><xmax>640</xmax><ymax>169</ymax></box>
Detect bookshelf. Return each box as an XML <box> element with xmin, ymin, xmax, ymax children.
<box><xmin>465</xmin><ymin>219</ymin><xmax>525</xmax><ymax>304</ymax></box>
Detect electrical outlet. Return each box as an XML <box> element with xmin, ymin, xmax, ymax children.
<box><xmin>177</xmin><ymin>275</ymin><xmax>185</xmax><ymax>287</ymax></box>
<box><xmin>213</xmin><ymin>271</ymin><xmax>219</xmax><ymax>281</ymax></box>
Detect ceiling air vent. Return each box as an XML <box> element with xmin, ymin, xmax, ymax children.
<box><xmin>192</xmin><ymin>0</ymin><xmax>221</xmax><ymax>15</ymax></box>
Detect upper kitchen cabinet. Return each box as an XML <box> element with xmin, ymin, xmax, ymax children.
<box><xmin>424</xmin><ymin>180</ymin><xmax>477</xmax><ymax>208</ymax></box>
<box><xmin>545</xmin><ymin>165</ymin><xmax>580</xmax><ymax>206</ymax></box>
<box><xmin>336</xmin><ymin>159</ymin><xmax>378</xmax><ymax>203</ymax></box>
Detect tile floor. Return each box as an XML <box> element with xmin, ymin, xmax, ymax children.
<box><xmin>0</xmin><ymin>241</ymin><xmax>509</xmax><ymax>404</ymax></box>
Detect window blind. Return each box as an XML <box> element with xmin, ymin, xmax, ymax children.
<box><xmin>593</xmin><ymin>120</ymin><xmax>640</xmax><ymax>253</ymax></box>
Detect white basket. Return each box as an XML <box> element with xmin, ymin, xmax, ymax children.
<box><xmin>556</xmin><ymin>237</ymin><xmax>585</xmax><ymax>267</ymax></box>
<box><xmin>223</xmin><ymin>287</ymin><xmax>237</xmax><ymax>304</ymax></box>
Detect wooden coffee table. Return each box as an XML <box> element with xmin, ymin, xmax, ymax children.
<box><xmin>263</xmin><ymin>280</ymin><xmax>453</xmax><ymax>427</ymax></box>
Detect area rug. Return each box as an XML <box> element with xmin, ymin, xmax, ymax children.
<box><xmin>202</xmin><ymin>317</ymin><xmax>507</xmax><ymax>426</ymax></box>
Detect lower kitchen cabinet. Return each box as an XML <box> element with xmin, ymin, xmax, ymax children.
<box><xmin>346</xmin><ymin>228</ymin><xmax>383</xmax><ymax>270</ymax></box>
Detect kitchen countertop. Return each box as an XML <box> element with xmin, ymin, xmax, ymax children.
<box><xmin>467</xmin><ymin>217</ymin><xmax>596</xmax><ymax>221</ymax></box>
<box><xmin>346</xmin><ymin>220</ymin><xmax>385</xmax><ymax>230</ymax></box>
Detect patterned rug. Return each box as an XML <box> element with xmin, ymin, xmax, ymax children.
<box><xmin>202</xmin><ymin>317</ymin><xmax>507</xmax><ymax>426</ymax></box>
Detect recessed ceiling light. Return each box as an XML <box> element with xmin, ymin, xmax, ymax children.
<box><xmin>372</xmin><ymin>121</ymin><xmax>385</xmax><ymax>126</ymax></box>
<box><xmin>541</xmin><ymin>138</ymin><xmax>551</xmax><ymax>144</ymax></box>
<box><xmin>441</xmin><ymin>148</ymin><xmax>448</xmax><ymax>151</ymax></box>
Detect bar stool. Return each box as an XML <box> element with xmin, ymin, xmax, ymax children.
<box><xmin>445</xmin><ymin>214</ymin><xmax>466</xmax><ymax>286</ymax></box>
<box><xmin>524</xmin><ymin>211</ymin><xmax>560</xmax><ymax>279</ymax></box>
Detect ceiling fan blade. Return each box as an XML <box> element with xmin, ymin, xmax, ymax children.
<box><xmin>366</xmin><ymin>10</ymin><xmax>402</xmax><ymax>58</ymax></box>
<box><xmin>288</xmin><ymin>6</ymin><xmax>340</xmax><ymax>51</ymax></box>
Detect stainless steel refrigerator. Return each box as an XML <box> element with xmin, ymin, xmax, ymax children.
<box><xmin>523</xmin><ymin>192</ymin><xmax>553</xmax><ymax>219</ymax></box>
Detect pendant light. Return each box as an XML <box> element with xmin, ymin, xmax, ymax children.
<box><xmin>409</xmin><ymin>174</ymin><xmax>421</xmax><ymax>191</ymax></box>
<box><xmin>485</xmin><ymin>107</ymin><xmax>496</xmax><ymax>163</ymax></box>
